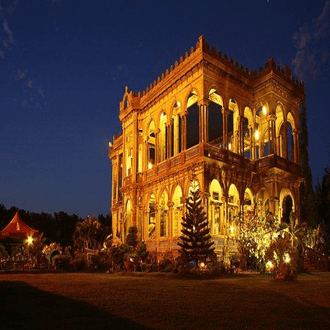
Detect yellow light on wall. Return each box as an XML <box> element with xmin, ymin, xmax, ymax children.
<box><xmin>148</xmin><ymin>162</ymin><xmax>153</xmax><ymax>169</ymax></box>
<box><xmin>255</xmin><ymin>130</ymin><xmax>260</xmax><ymax>141</ymax></box>
<box><xmin>230</xmin><ymin>226</ymin><xmax>234</xmax><ymax>234</ymax></box>
<box><xmin>228</xmin><ymin>143</ymin><xmax>232</xmax><ymax>150</ymax></box>
<box><xmin>263</xmin><ymin>106</ymin><xmax>267</xmax><ymax>115</ymax></box>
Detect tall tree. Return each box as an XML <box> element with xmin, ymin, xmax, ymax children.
<box><xmin>299</xmin><ymin>100</ymin><xmax>315</xmax><ymax>226</ymax></box>
<box><xmin>178</xmin><ymin>188</ymin><xmax>214</xmax><ymax>265</ymax></box>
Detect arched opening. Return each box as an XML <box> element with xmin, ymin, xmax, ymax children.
<box><xmin>172</xmin><ymin>185</ymin><xmax>183</xmax><ymax>237</ymax></box>
<box><xmin>209</xmin><ymin>179</ymin><xmax>222</xmax><ymax>235</ymax></box>
<box><xmin>228</xmin><ymin>99</ymin><xmax>237</xmax><ymax>152</ymax></box>
<box><xmin>172</xmin><ymin>102</ymin><xmax>182</xmax><ymax>157</ymax></box>
<box><xmin>264</xmin><ymin>127</ymin><xmax>273</xmax><ymax>157</ymax></box>
<box><xmin>148</xmin><ymin>194</ymin><xmax>156</xmax><ymax>239</ymax></box>
<box><xmin>282</xmin><ymin>195</ymin><xmax>293</xmax><ymax>224</ymax></box>
<box><xmin>275</xmin><ymin>104</ymin><xmax>285</xmax><ymax>157</ymax></box>
<box><xmin>256</xmin><ymin>105</ymin><xmax>268</xmax><ymax>158</ymax></box>
<box><xmin>228</xmin><ymin>184</ymin><xmax>239</xmax><ymax>235</ymax></box>
<box><xmin>279</xmin><ymin>122</ymin><xmax>285</xmax><ymax>158</ymax></box>
<box><xmin>208</xmin><ymin>89</ymin><xmax>223</xmax><ymax>146</ymax></box>
<box><xmin>159</xmin><ymin>191</ymin><xmax>168</xmax><ymax>237</ymax></box>
<box><xmin>159</xmin><ymin>112</ymin><xmax>167</xmax><ymax>163</ymax></box>
<box><xmin>243</xmin><ymin>107</ymin><xmax>253</xmax><ymax>158</ymax></box>
<box><xmin>147</xmin><ymin>121</ymin><xmax>156</xmax><ymax>169</ymax></box>
<box><xmin>186</xmin><ymin>91</ymin><xmax>199</xmax><ymax>149</ymax></box>
<box><xmin>243</xmin><ymin>188</ymin><xmax>253</xmax><ymax>214</ymax></box>
<box><xmin>287</xmin><ymin>112</ymin><xmax>295</xmax><ymax>162</ymax></box>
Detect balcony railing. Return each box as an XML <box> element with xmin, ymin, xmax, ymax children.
<box><xmin>255</xmin><ymin>154</ymin><xmax>301</xmax><ymax>175</ymax></box>
<box><xmin>127</xmin><ymin>144</ymin><xmax>301</xmax><ymax>185</ymax></box>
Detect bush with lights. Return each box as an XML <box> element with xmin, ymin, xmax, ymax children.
<box><xmin>235</xmin><ymin>212</ymin><xmax>279</xmax><ymax>272</ymax></box>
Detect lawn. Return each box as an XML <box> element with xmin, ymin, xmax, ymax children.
<box><xmin>0</xmin><ymin>272</ymin><xmax>330</xmax><ymax>330</ymax></box>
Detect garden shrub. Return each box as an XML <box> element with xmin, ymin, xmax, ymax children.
<box><xmin>53</xmin><ymin>254</ymin><xmax>71</xmax><ymax>270</ymax></box>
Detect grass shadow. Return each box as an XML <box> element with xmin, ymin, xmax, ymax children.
<box><xmin>0</xmin><ymin>281</ymin><xmax>151</xmax><ymax>330</ymax></box>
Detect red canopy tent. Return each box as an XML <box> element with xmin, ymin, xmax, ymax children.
<box><xmin>0</xmin><ymin>212</ymin><xmax>39</xmax><ymax>240</ymax></box>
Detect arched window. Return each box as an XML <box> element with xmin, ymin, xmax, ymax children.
<box><xmin>243</xmin><ymin>107</ymin><xmax>253</xmax><ymax>159</ymax></box>
<box><xmin>210</xmin><ymin>179</ymin><xmax>222</xmax><ymax>235</ymax></box>
<box><xmin>208</xmin><ymin>89</ymin><xmax>223</xmax><ymax>145</ymax></box>
<box><xmin>159</xmin><ymin>191</ymin><xmax>168</xmax><ymax>237</ymax></box>
<box><xmin>172</xmin><ymin>102</ymin><xmax>182</xmax><ymax>156</ymax></box>
<box><xmin>172</xmin><ymin>186</ymin><xmax>183</xmax><ymax>237</ymax></box>
<box><xmin>256</xmin><ymin>105</ymin><xmax>268</xmax><ymax>157</ymax></box>
<box><xmin>287</xmin><ymin>112</ymin><xmax>295</xmax><ymax>162</ymax></box>
<box><xmin>147</xmin><ymin>121</ymin><xmax>156</xmax><ymax>169</ymax></box>
<box><xmin>148</xmin><ymin>194</ymin><xmax>156</xmax><ymax>239</ymax></box>
<box><xmin>279</xmin><ymin>123</ymin><xmax>285</xmax><ymax>158</ymax></box>
<box><xmin>228</xmin><ymin>99</ymin><xmax>238</xmax><ymax>152</ymax></box>
<box><xmin>186</xmin><ymin>91</ymin><xmax>199</xmax><ymax>149</ymax></box>
<box><xmin>282</xmin><ymin>195</ymin><xmax>293</xmax><ymax>224</ymax></box>
<box><xmin>243</xmin><ymin>189</ymin><xmax>253</xmax><ymax>213</ymax></box>
<box><xmin>228</xmin><ymin>184</ymin><xmax>239</xmax><ymax>235</ymax></box>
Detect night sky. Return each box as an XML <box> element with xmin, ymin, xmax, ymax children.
<box><xmin>1</xmin><ymin>0</ymin><xmax>329</xmax><ymax>218</ymax></box>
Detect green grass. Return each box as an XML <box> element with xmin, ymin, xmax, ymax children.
<box><xmin>0</xmin><ymin>272</ymin><xmax>330</xmax><ymax>329</ymax></box>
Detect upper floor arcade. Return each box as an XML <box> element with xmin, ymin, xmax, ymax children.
<box><xmin>109</xmin><ymin>36</ymin><xmax>305</xmax><ymax>205</ymax></box>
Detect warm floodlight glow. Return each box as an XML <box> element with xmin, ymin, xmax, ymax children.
<box><xmin>266</xmin><ymin>260</ymin><xmax>274</xmax><ymax>271</ymax></box>
<box><xmin>26</xmin><ymin>236</ymin><xmax>33</xmax><ymax>245</ymax></box>
<box><xmin>284</xmin><ymin>253</ymin><xmax>291</xmax><ymax>264</ymax></box>
<box><xmin>148</xmin><ymin>162</ymin><xmax>153</xmax><ymax>169</ymax></box>
<box><xmin>255</xmin><ymin>130</ymin><xmax>260</xmax><ymax>141</ymax></box>
<box><xmin>230</xmin><ymin>226</ymin><xmax>234</xmax><ymax>234</ymax></box>
<box><xmin>262</xmin><ymin>106</ymin><xmax>267</xmax><ymax>115</ymax></box>
<box><xmin>200</xmin><ymin>262</ymin><xmax>205</xmax><ymax>268</ymax></box>
<box><xmin>228</xmin><ymin>143</ymin><xmax>232</xmax><ymax>150</ymax></box>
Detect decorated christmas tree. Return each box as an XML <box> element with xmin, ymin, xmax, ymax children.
<box><xmin>178</xmin><ymin>187</ymin><xmax>215</xmax><ymax>266</ymax></box>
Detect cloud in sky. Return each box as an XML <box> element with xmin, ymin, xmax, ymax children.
<box><xmin>292</xmin><ymin>0</ymin><xmax>330</xmax><ymax>83</ymax></box>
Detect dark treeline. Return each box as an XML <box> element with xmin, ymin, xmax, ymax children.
<box><xmin>0</xmin><ymin>204</ymin><xmax>112</xmax><ymax>248</ymax></box>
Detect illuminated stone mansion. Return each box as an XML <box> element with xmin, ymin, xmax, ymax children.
<box><xmin>109</xmin><ymin>36</ymin><xmax>305</xmax><ymax>256</ymax></box>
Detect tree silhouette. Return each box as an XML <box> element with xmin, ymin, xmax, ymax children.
<box><xmin>299</xmin><ymin>101</ymin><xmax>315</xmax><ymax>226</ymax></box>
<box><xmin>178</xmin><ymin>188</ymin><xmax>214</xmax><ymax>265</ymax></box>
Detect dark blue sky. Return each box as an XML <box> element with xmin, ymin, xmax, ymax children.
<box><xmin>1</xmin><ymin>0</ymin><xmax>329</xmax><ymax>218</ymax></box>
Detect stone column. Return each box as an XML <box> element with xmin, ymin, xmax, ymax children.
<box><xmin>167</xmin><ymin>121</ymin><xmax>172</xmax><ymax>159</ymax></box>
<box><xmin>182</xmin><ymin>114</ymin><xmax>187</xmax><ymax>151</ymax></box>
<box><xmin>222</xmin><ymin>108</ymin><xmax>229</xmax><ymax>149</ymax></box>
<box><xmin>239</xmin><ymin>116</ymin><xmax>245</xmax><ymax>156</ymax></box>
<box><xmin>155</xmin><ymin>129</ymin><xmax>160</xmax><ymax>164</ymax></box>
<box><xmin>249</xmin><ymin>125</ymin><xmax>253</xmax><ymax>159</ymax></box>
<box><xmin>293</xmin><ymin>128</ymin><xmax>300</xmax><ymax>164</ymax></box>
<box><xmin>198</xmin><ymin>99</ymin><xmax>209</xmax><ymax>143</ymax></box>
<box><xmin>267</xmin><ymin>114</ymin><xmax>277</xmax><ymax>154</ymax></box>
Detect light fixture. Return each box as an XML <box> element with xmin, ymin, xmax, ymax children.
<box><xmin>26</xmin><ymin>236</ymin><xmax>33</xmax><ymax>245</ymax></box>
<box><xmin>263</xmin><ymin>106</ymin><xmax>267</xmax><ymax>115</ymax></box>
<box><xmin>255</xmin><ymin>130</ymin><xmax>260</xmax><ymax>141</ymax></box>
<box><xmin>228</xmin><ymin>143</ymin><xmax>232</xmax><ymax>150</ymax></box>
<box><xmin>148</xmin><ymin>162</ymin><xmax>153</xmax><ymax>169</ymax></box>
<box><xmin>284</xmin><ymin>253</ymin><xmax>291</xmax><ymax>264</ymax></box>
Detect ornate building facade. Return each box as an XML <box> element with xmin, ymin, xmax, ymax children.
<box><xmin>109</xmin><ymin>36</ymin><xmax>305</xmax><ymax>256</ymax></box>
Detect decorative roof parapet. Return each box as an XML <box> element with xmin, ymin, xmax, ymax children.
<box><xmin>138</xmin><ymin>35</ymin><xmax>304</xmax><ymax>100</ymax></box>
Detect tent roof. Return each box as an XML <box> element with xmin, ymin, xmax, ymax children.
<box><xmin>0</xmin><ymin>212</ymin><xmax>39</xmax><ymax>239</ymax></box>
